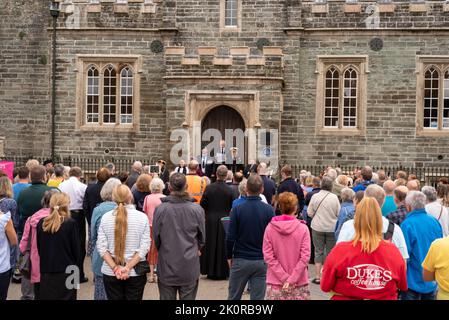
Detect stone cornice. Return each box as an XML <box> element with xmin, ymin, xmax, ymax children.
<box><xmin>47</xmin><ymin>27</ymin><xmax>178</xmax><ymax>33</ymax></box>
<box><xmin>284</xmin><ymin>27</ymin><xmax>449</xmax><ymax>36</ymax></box>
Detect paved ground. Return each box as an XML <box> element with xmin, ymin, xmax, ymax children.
<box><xmin>7</xmin><ymin>261</ymin><xmax>329</xmax><ymax>300</ymax></box>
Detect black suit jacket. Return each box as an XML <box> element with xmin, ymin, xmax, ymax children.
<box><xmin>198</xmin><ymin>156</ymin><xmax>215</xmax><ymax>178</ymax></box>
<box><xmin>244</xmin><ymin>164</ymin><xmax>257</xmax><ymax>177</ymax></box>
<box><xmin>82</xmin><ymin>181</ymin><xmax>105</xmax><ymax>225</ymax></box>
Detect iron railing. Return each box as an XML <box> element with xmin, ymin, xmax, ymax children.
<box><xmin>1</xmin><ymin>156</ymin><xmax>449</xmax><ymax>187</ymax></box>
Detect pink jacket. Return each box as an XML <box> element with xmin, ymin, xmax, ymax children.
<box><xmin>19</xmin><ymin>208</ymin><xmax>50</xmax><ymax>284</ymax></box>
<box><xmin>263</xmin><ymin>215</ymin><xmax>311</xmax><ymax>287</ymax></box>
<box><xmin>142</xmin><ymin>193</ymin><xmax>166</xmax><ymax>226</ymax></box>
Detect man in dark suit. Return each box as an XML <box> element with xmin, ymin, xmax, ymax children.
<box><xmin>229</xmin><ymin>147</ymin><xmax>244</xmax><ymax>174</ymax></box>
<box><xmin>244</xmin><ymin>159</ymin><xmax>258</xmax><ymax>178</ymax></box>
<box><xmin>214</xmin><ymin>140</ymin><xmax>231</xmax><ymax>176</ymax></box>
<box><xmin>198</xmin><ymin>147</ymin><xmax>215</xmax><ymax>178</ymax></box>
<box><xmin>257</xmin><ymin>162</ymin><xmax>276</xmax><ymax>206</ymax></box>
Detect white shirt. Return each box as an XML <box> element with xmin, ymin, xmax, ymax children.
<box><xmin>174</xmin><ymin>167</ymin><xmax>188</xmax><ymax>174</ymax></box>
<box><xmin>201</xmin><ymin>156</ymin><xmax>207</xmax><ymax>167</ymax></box>
<box><xmin>426</xmin><ymin>202</ymin><xmax>449</xmax><ymax>237</ymax></box>
<box><xmin>259</xmin><ymin>194</ymin><xmax>268</xmax><ymax>204</ymax></box>
<box><xmin>337</xmin><ymin>216</ymin><xmax>409</xmax><ymax>260</ymax></box>
<box><xmin>58</xmin><ymin>177</ymin><xmax>87</xmax><ymax>211</ymax></box>
<box><xmin>97</xmin><ymin>205</ymin><xmax>150</xmax><ymax>277</ymax></box>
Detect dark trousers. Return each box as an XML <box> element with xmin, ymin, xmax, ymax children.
<box><xmin>103</xmin><ymin>275</ymin><xmax>147</xmax><ymax>300</ymax></box>
<box><xmin>40</xmin><ymin>273</ymin><xmax>76</xmax><ymax>300</ymax></box>
<box><xmin>158</xmin><ymin>280</ymin><xmax>199</xmax><ymax>300</ymax></box>
<box><xmin>34</xmin><ymin>282</ymin><xmax>40</xmax><ymax>300</ymax></box>
<box><xmin>70</xmin><ymin>210</ymin><xmax>86</xmax><ymax>279</ymax></box>
<box><xmin>400</xmin><ymin>289</ymin><xmax>436</xmax><ymax>300</ymax></box>
<box><xmin>0</xmin><ymin>269</ymin><xmax>11</xmax><ymax>300</ymax></box>
<box><xmin>228</xmin><ymin>258</ymin><xmax>267</xmax><ymax>300</ymax></box>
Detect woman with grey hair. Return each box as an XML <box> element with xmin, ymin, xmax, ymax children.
<box><xmin>90</xmin><ymin>178</ymin><xmax>122</xmax><ymax>300</ymax></box>
<box><xmin>422</xmin><ymin>186</ymin><xmax>449</xmax><ymax>237</ymax></box>
<box><xmin>19</xmin><ymin>189</ymin><xmax>60</xmax><ymax>299</ymax></box>
<box><xmin>334</xmin><ymin>188</ymin><xmax>356</xmax><ymax>240</ymax></box>
<box><xmin>307</xmin><ymin>177</ymin><xmax>341</xmax><ymax>284</ymax></box>
<box><xmin>142</xmin><ymin>178</ymin><xmax>166</xmax><ymax>283</ymax></box>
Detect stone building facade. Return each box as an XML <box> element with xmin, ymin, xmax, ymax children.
<box><xmin>1</xmin><ymin>0</ymin><xmax>449</xmax><ymax>167</ymax></box>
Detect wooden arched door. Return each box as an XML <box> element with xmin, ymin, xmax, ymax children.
<box><xmin>201</xmin><ymin>105</ymin><xmax>246</xmax><ymax>161</ymax></box>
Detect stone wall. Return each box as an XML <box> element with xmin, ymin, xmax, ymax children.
<box><xmin>54</xmin><ymin>29</ymin><xmax>168</xmax><ymax>163</ymax></box>
<box><xmin>284</xmin><ymin>30</ymin><xmax>449</xmax><ymax>167</ymax></box>
<box><xmin>2</xmin><ymin>0</ymin><xmax>449</xmax><ymax>167</ymax></box>
<box><xmin>0</xmin><ymin>0</ymin><xmax>51</xmax><ymax>157</ymax></box>
<box><xmin>300</xmin><ymin>1</ymin><xmax>449</xmax><ymax>29</ymax></box>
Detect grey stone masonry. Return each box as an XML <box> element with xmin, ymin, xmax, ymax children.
<box><xmin>1</xmin><ymin>0</ymin><xmax>449</xmax><ymax>167</ymax></box>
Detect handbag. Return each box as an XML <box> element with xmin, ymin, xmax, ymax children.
<box><xmin>133</xmin><ymin>260</ymin><xmax>151</xmax><ymax>275</ymax></box>
<box><xmin>18</xmin><ymin>220</ymin><xmax>32</xmax><ymax>279</ymax></box>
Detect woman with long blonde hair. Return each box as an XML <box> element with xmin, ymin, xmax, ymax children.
<box><xmin>97</xmin><ymin>184</ymin><xmax>150</xmax><ymax>300</ymax></box>
<box><xmin>320</xmin><ymin>197</ymin><xmax>407</xmax><ymax>300</ymax></box>
<box><xmin>36</xmin><ymin>193</ymin><xmax>80</xmax><ymax>300</ymax></box>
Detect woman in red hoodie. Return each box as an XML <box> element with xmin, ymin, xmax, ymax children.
<box><xmin>263</xmin><ymin>192</ymin><xmax>311</xmax><ymax>300</ymax></box>
<box><xmin>320</xmin><ymin>197</ymin><xmax>407</xmax><ymax>300</ymax></box>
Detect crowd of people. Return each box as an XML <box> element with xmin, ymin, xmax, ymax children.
<box><xmin>0</xmin><ymin>157</ymin><xmax>448</xmax><ymax>301</ymax></box>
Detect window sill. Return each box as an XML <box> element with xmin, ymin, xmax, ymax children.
<box><xmin>416</xmin><ymin>129</ymin><xmax>449</xmax><ymax>137</ymax></box>
<box><xmin>220</xmin><ymin>26</ymin><xmax>241</xmax><ymax>33</ymax></box>
<box><xmin>79</xmin><ymin>124</ymin><xmax>138</xmax><ymax>133</ymax></box>
<box><xmin>316</xmin><ymin>128</ymin><xmax>364</xmax><ymax>136</ymax></box>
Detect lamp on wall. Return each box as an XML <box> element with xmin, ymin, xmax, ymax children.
<box><xmin>50</xmin><ymin>1</ymin><xmax>60</xmax><ymax>160</ymax></box>
<box><xmin>50</xmin><ymin>1</ymin><xmax>60</xmax><ymax>17</ymax></box>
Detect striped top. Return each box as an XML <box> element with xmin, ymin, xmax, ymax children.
<box><xmin>97</xmin><ymin>204</ymin><xmax>151</xmax><ymax>277</ymax></box>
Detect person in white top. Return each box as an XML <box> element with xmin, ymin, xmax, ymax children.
<box><xmin>337</xmin><ymin>184</ymin><xmax>409</xmax><ymax>260</ymax></box>
<box><xmin>58</xmin><ymin>166</ymin><xmax>88</xmax><ymax>282</ymax></box>
<box><xmin>97</xmin><ymin>184</ymin><xmax>150</xmax><ymax>300</ymax></box>
<box><xmin>422</xmin><ymin>186</ymin><xmax>449</xmax><ymax>237</ymax></box>
<box><xmin>307</xmin><ymin>176</ymin><xmax>341</xmax><ymax>284</ymax></box>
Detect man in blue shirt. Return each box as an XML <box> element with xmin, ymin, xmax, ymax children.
<box><xmin>227</xmin><ymin>174</ymin><xmax>275</xmax><ymax>300</ymax></box>
<box><xmin>353</xmin><ymin>166</ymin><xmax>375</xmax><ymax>192</ymax></box>
<box><xmin>12</xmin><ymin>166</ymin><xmax>30</xmax><ymax>202</ymax></box>
<box><xmin>400</xmin><ymin>191</ymin><xmax>443</xmax><ymax>300</ymax></box>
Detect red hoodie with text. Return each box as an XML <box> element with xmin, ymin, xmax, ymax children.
<box><xmin>320</xmin><ymin>240</ymin><xmax>407</xmax><ymax>300</ymax></box>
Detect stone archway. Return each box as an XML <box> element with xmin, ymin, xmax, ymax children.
<box><xmin>201</xmin><ymin>105</ymin><xmax>247</xmax><ymax>162</ymax></box>
<box><xmin>183</xmin><ymin>91</ymin><xmax>261</xmax><ymax>161</ymax></box>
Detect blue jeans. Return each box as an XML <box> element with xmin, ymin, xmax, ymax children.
<box><xmin>400</xmin><ymin>289</ymin><xmax>436</xmax><ymax>300</ymax></box>
<box><xmin>228</xmin><ymin>258</ymin><xmax>267</xmax><ymax>300</ymax></box>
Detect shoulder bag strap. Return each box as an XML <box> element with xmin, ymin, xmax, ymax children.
<box><xmin>384</xmin><ymin>221</ymin><xmax>395</xmax><ymax>241</ymax></box>
<box><xmin>313</xmin><ymin>192</ymin><xmax>331</xmax><ymax>216</ymax></box>
<box><xmin>25</xmin><ymin>218</ymin><xmax>32</xmax><ymax>252</ymax></box>
<box><xmin>438</xmin><ymin>205</ymin><xmax>444</xmax><ymax>221</ymax></box>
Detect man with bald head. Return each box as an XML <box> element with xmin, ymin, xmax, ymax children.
<box><xmin>257</xmin><ymin>162</ymin><xmax>276</xmax><ymax>205</ymax></box>
<box><xmin>126</xmin><ymin>160</ymin><xmax>142</xmax><ymax>189</ymax></box>
<box><xmin>406</xmin><ymin>179</ymin><xmax>420</xmax><ymax>191</ymax></box>
<box><xmin>382</xmin><ymin>180</ymin><xmax>398</xmax><ymax>217</ymax></box>
<box><xmin>337</xmin><ymin>184</ymin><xmax>409</xmax><ymax>260</ymax></box>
